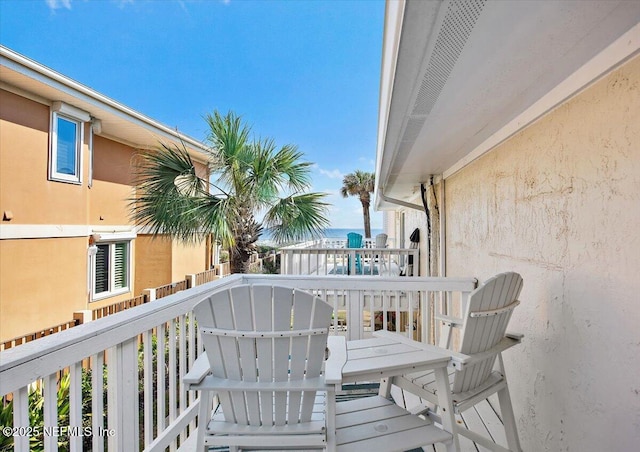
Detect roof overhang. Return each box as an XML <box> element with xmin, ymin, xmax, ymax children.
<box><xmin>0</xmin><ymin>45</ymin><xmax>209</xmax><ymax>161</ymax></box>
<box><xmin>375</xmin><ymin>0</ymin><xmax>640</xmax><ymax>210</ymax></box>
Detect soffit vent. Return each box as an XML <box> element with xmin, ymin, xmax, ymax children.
<box><xmin>389</xmin><ymin>0</ymin><xmax>486</xmax><ymax>182</ymax></box>
<box><xmin>412</xmin><ymin>0</ymin><xmax>486</xmax><ymax>116</ymax></box>
<box><xmin>400</xmin><ymin>116</ymin><xmax>425</xmax><ymax>147</ymax></box>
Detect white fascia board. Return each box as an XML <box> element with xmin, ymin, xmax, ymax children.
<box><xmin>375</xmin><ymin>0</ymin><xmax>406</xmax><ymax>211</ymax></box>
<box><xmin>443</xmin><ymin>21</ymin><xmax>640</xmax><ymax>180</ymax></box>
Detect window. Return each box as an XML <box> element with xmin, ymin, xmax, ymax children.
<box><xmin>93</xmin><ymin>241</ymin><xmax>130</xmax><ymax>299</ymax></box>
<box><xmin>49</xmin><ymin>102</ymin><xmax>90</xmax><ymax>184</ymax></box>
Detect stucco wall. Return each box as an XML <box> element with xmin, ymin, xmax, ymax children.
<box><xmin>445</xmin><ymin>56</ymin><xmax>640</xmax><ymax>450</ymax></box>
<box><xmin>90</xmin><ymin>136</ymin><xmax>136</xmax><ymax>225</ymax></box>
<box><xmin>0</xmin><ymin>238</ymin><xmax>88</xmax><ymax>341</ymax></box>
<box><xmin>0</xmin><ymin>90</ymin><xmax>90</xmax><ymax>224</ymax></box>
<box><xmin>134</xmin><ymin>235</ymin><xmax>172</xmax><ymax>294</ymax></box>
<box><xmin>171</xmin><ymin>240</ymin><xmax>206</xmax><ymax>282</ymax></box>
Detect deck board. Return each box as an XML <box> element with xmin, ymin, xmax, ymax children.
<box><xmin>185</xmin><ymin>383</ymin><xmax>505</xmax><ymax>451</ymax></box>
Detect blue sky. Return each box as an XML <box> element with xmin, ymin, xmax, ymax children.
<box><xmin>0</xmin><ymin>0</ymin><xmax>384</xmax><ymax>229</ymax></box>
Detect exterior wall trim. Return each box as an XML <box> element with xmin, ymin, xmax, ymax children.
<box><xmin>0</xmin><ymin>224</ymin><xmax>134</xmax><ymax>240</ymax></box>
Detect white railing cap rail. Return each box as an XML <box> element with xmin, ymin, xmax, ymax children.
<box><xmin>241</xmin><ymin>274</ymin><xmax>477</xmax><ymax>292</ymax></box>
<box><xmin>281</xmin><ymin>247</ymin><xmax>418</xmax><ymax>252</ymax></box>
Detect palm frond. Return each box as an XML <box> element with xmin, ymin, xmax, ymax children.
<box><xmin>263</xmin><ymin>193</ymin><xmax>330</xmax><ymax>243</ymax></box>
<box><xmin>130</xmin><ymin>142</ymin><xmax>225</xmax><ymax>243</ymax></box>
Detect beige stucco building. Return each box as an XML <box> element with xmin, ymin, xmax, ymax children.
<box><xmin>0</xmin><ymin>46</ymin><xmax>212</xmax><ymax>342</ymax></box>
<box><xmin>376</xmin><ymin>2</ymin><xmax>639</xmax><ymax>451</ymax></box>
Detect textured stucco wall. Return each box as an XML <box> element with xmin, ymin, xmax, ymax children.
<box><xmin>134</xmin><ymin>235</ymin><xmax>172</xmax><ymax>295</ymax></box>
<box><xmin>0</xmin><ymin>89</ymin><xmax>90</xmax><ymax>224</ymax></box>
<box><xmin>0</xmin><ymin>238</ymin><xmax>88</xmax><ymax>341</ymax></box>
<box><xmin>171</xmin><ymin>240</ymin><xmax>207</xmax><ymax>283</ymax></box>
<box><xmin>445</xmin><ymin>56</ymin><xmax>640</xmax><ymax>450</ymax></box>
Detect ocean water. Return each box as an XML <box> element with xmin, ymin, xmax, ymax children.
<box><xmin>322</xmin><ymin>228</ymin><xmax>384</xmax><ymax>239</ymax></box>
<box><xmin>257</xmin><ymin>228</ymin><xmax>384</xmax><ymax>246</ymax></box>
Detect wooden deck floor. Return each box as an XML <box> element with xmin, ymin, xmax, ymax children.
<box><xmin>181</xmin><ymin>383</ymin><xmax>507</xmax><ymax>452</ymax></box>
<box><xmin>391</xmin><ymin>385</ymin><xmax>508</xmax><ymax>452</ymax></box>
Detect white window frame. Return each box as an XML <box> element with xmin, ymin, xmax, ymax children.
<box><xmin>91</xmin><ymin>232</ymin><xmax>135</xmax><ymax>301</ymax></box>
<box><xmin>49</xmin><ymin>102</ymin><xmax>90</xmax><ymax>184</ymax></box>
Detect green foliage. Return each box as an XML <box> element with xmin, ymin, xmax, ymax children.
<box><xmin>131</xmin><ymin>110</ymin><xmax>330</xmax><ymax>273</ymax></box>
<box><xmin>219</xmin><ymin>249</ymin><xmax>230</xmax><ymax>263</ymax></box>
<box><xmin>0</xmin><ymin>329</ymin><xmax>187</xmax><ymax>452</ymax></box>
<box><xmin>0</xmin><ymin>369</ymin><xmax>101</xmax><ymax>452</ymax></box>
<box><xmin>261</xmin><ymin>257</ymin><xmax>280</xmax><ymax>274</ymax></box>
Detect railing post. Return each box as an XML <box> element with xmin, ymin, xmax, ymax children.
<box><xmin>143</xmin><ymin>288</ymin><xmax>156</xmax><ymax>302</ymax></box>
<box><xmin>107</xmin><ymin>337</ymin><xmax>139</xmax><ymax>451</ymax></box>
<box><xmin>73</xmin><ymin>310</ymin><xmax>92</xmax><ymax>325</ymax></box>
<box><xmin>186</xmin><ymin>273</ymin><xmax>196</xmax><ymax>288</ymax></box>
<box><xmin>348</xmin><ymin>250</ymin><xmax>356</xmax><ymax>275</ymax></box>
<box><xmin>346</xmin><ymin>289</ymin><xmax>363</xmax><ymax>341</ymax></box>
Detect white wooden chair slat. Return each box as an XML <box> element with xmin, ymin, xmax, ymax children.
<box><xmin>288</xmin><ymin>290</ymin><xmax>314</xmax><ymax>422</ymax></box>
<box><xmin>231</xmin><ymin>285</ymin><xmax>261</xmax><ymax>426</ymax></box>
<box><xmin>253</xmin><ymin>285</ymin><xmax>275</xmax><ymax>426</ymax></box>
<box><xmin>196</xmin><ymin>289</ymin><xmax>239</xmax><ymax>425</ymax></box>
<box><xmin>272</xmin><ymin>286</ymin><xmax>293</xmax><ymax>425</ymax></box>
<box><xmin>302</xmin><ymin>296</ymin><xmax>334</xmax><ymax>421</ymax></box>
<box><xmin>393</xmin><ymin>272</ymin><xmax>524</xmax><ymax>452</ymax></box>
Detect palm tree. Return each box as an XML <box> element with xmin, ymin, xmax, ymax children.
<box><xmin>131</xmin><ymin>110</ymin><xmax>329</xmax><ymax>273</ymax></box>
<box><xmin>340</xmin><ymin>170</ymin><xmax>375</xmax><ymax>238</ymax></box>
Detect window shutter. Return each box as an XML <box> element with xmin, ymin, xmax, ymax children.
<box><xmin>114</xmin><ymin>242</ymin><xmax>128</xmax><ymax>289</ymax></box>
<box><xmin>95</xmin><ymin>244</ymin><xmax>109</xmax><ymax>294</ymax></box>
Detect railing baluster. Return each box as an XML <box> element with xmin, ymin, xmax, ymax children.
<box><xmin>143</xmin><ymin>330</ymin><xmax>153</xmax><ymax>447</ymax></box>
<box><xmin>157</xmin><ymin>322</ymin><xmax>166</xmax><ymax>436</ymax></box>
<box><xmin>69</xmin><ymin>362</ymin><xmax>83</xmax><ymax>451</ymax></box>
<box><xmin>13</xmin><ymin>386</ymin><xmax>29</xmax><ymax>452</ymax></box>
<box><xmin>178</xmin><ymin>315</ymin><xmax>187</xmax><ymax>445</ymax></box>
<box><xmin>395</xmin><ymin>289</ymin><xmax>401</xmax><ymax>336</ymax></box>
<box><xmin>188</xmin><ymin>311</ymin><xmax>197</xmax><ymax>434</ymax></box>
<box><xmin>44</xmin><ymin>373</ymin><xmax>58</xmax><ymax>451</ymax></box>
<box><xmin>168</xmin><ymin>318</ymin><xmax>177</xmax><ymax>451</ymax></box>
<box><xmin>92</xmin><ymin>351</ymin><xmax>105</xmax><ymax>452</ymax></box>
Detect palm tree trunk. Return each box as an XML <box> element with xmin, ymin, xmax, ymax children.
<box><xmin>362</xmin><ymin>202</ymin><xmax>371</xmax><ymax>238</ymax></box>
<box><xmin>230</xmin><ymin>246</ymin><xmax>251</xmax><ymax>274</ymax></box>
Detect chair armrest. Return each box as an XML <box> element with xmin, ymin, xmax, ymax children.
<box><xmin>184</xmin><ymin>353</ymin><xmax>210</xmax><ymax>386</ymax></box>
<box><xmin>506</xmin><ymin>331</ymin><xmax>524</xmax><ymax>340</ymax></box>
<box><xmin>459</xmin><ymin>336</ymin><xmax>522</xmax><ymax>368</ymax></box>
<box><xmin>435</xmin><ymin>314</ymin><xmax>463</xmax><ymax>328</ymax></box>
<box><xmin>325</xmin><ymin>336</ymin><xmax>347</xmax><ymax>385</ymax></box>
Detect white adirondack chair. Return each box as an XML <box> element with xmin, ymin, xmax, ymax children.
<box><xmin>374</xmin><ymin>233</ymin><xmax>389</xmax><ymax>274</ymax></box>
<box><xmin>387</xmin><ymin>272</ymin><xmax>524</xmax><ymax>452</ymax></box>
<box><xmin>186</xmin><ymin>284</ymin><xmax>459</xmax><ymax>451</ymax></box>
<box><xmin>185</xmin><ymin>285</ymin><xmax>342</xmax><ymax>451</ymax></box>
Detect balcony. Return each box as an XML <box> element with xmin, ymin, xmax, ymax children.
<box><xmin>0</xmin><ymin>274</ymin><xmax>488</xmax><ymax>451</ymax></box>
<box><xmin>280</xmin><ymin>238</ymin><xmax>418</xmax><ymax>277</ymax></box>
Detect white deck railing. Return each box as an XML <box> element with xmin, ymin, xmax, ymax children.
<box><xmin>0</xmin><ymin>274</ymin><xmax>476</xmax><ymax>452</ymax></box>
<box><xmin>280</xmin><ymin>239</ymin><xmax>417</xmax><ymax>276</ymax></box>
